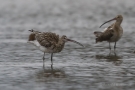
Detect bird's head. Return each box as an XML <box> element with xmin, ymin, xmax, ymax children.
<box><xmin>28</xmin><ymin>29</ymin><xmax>41</xmax><ymax>34</ymax></box>
<box><xmin>99</xmin><ymin>15</ymin><xmax>123</xmax><ymax>28</ymax></box>
<box><xmin>115</xmin><ymin>15</ymin><xmax>123</xmax><ymax>22</ymax></box>
<box><xmin>28</xmin><ymin>29</ymin><xmax>34</xmax><ymax>32</ymax></box>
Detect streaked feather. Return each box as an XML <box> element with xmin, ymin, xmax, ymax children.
<box><xmin>35</xmin><ymin>32</ymin><xmax>59</xmax><ymax>48</ymax></box>
<box><xmin>94</xmin><ymin>31</ymin><xmax>102</xmax><ymax>37</ymax></box>
<box><xmin>95</xmin><ymin>26</ymin><xmax>114</xmax><ymax>43</ymax></box>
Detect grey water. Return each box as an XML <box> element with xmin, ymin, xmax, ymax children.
<box><xmin>0</xmin><ymin>0</ymin><xmax>135</xmax><ymax>90</ymax></box>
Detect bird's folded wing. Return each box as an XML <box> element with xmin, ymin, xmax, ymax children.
<box><xmin>36</xmin><ymin>32</ymin><xmax>59</xmax><ymax>48</ymax></box>
<box><xmin>96</xmin><ymin>28</ymin><xmax>114</xmax><ymax>42</ymax></box>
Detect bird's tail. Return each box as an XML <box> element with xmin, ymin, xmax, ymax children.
<box><xmin>94</xmin><ymin>31</ymin><xmax>103</xmax><ymax>43</ymax></box>
<box><xmin>95</xmin><ymin>37</ymin><xmax>102</xmax><ymax>43</ymax></box>
<box><xmin>94</xmin><ymin>31</ymin><xmax>102</xmax><ymax>37</ymax></box>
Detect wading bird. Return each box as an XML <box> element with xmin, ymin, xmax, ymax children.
<box><xmin>28</xmin><ymin>29</ymin><xmax>84</xmax><ymax>65</ymax></box>
<box><xmin>94</xmin><ymin>15</ymin><xmax>123</xmax><ymax>51</ymax></box>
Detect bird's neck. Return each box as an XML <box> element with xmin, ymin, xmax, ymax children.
<box><xmin>114</xmin><ymin>20</ymin><xmax>122</xmax><ymax>28</ymax></box>
<box><xmin>55</xmin><ymin>40</ymin><xmax>65</xmax><ymax>52</ymax></box>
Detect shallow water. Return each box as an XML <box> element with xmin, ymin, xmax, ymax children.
<box><xmin>0</xmin><ymin>0</ymin><xmax>135</xmax><ymax>90</ymax></box>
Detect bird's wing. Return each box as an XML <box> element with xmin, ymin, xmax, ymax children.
<box><xmin>35</xmin><ymin>32</ymin><xmax>59</xmax><ymax>48</ymax></box>
<box><xmin>95</xmin><ymin>26</ymin><xmax>114</xmax><ymax>43</ymax></box>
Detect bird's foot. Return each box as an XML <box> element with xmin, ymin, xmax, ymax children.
<box><xmin>51</xmin><ymin>62</ymin><xmax>53</xmax><ymax>66</ymax></box>
<box><xmin>109</xmin><ymin>47</ymin><xmax>111</xmax><ymax>50</ymax></box>
<box><xmin>43</xmin><ymin>57</ymin><xmax>45</xmax><ymax>61</ymax></box>
<box><xmin>114</xmin><ymin>47</ymin><xmax>116</xmax><ymax>52</ymax></box>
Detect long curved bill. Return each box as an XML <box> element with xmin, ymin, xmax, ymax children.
<box><xmin>67</xmin><ymin>39</ymin><xmax>84</xmax><ymax>47</ymax></box>
<box><xmin>99</xmin><ymin>17</ymin><xmax>116</xmax><ymax>28</ymax></box>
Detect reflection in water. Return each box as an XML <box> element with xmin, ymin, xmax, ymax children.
<box><xmin>35</xmin><ymin>65</ymin><xmax>67</xmax><ymax>82</ymax></box>
<box><xmin>95</xmin><ymin>52</ymin><xmax>123</xmax><ymax>65</ymax></box>
<box><xmin>2</xmin><ymin>0</ymin><xmax>135</xmax><ymax>89</ymax></box>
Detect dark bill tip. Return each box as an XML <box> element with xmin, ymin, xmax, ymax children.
<box><xmin>67</xmin><ymin>39</ymin><xmax>84</xmax><ymax>47</ymax></box>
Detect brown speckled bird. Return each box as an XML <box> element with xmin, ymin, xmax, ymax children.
<box><xmin>94</xmin><ymin>15</ymin><xmax>123</xmax><ymax>50</ymax></box>
<box><xmin>28</xmin><ymin>29</ymin><xmax>84</xmax><ymax>65</ymax></box>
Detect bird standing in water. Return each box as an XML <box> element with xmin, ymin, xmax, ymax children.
<box><xmin>28</xmin><ymin>29</ymin><xmax>84</xmax><ymax>65</ymax></box>
<box><xmin>94</xmin><ymin>15</ymin><xmax>123</xmax><ymax>51</ymax></box>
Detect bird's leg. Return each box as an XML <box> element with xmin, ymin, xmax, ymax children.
<box><xmin>43</xmin><ymin>52</ymin><xmax>45</xmax><ymax>66</ymax></box>
<box><xmin>109</xmin><ymin>51</ymin><xmax>111</xmax><ymax>56</ymax></box>
<box><xmin>51</xmin><ymin>64</ymin><xmax>54</xmax><ymax>71</ymax></box>
<box><xmin>114</xmin><ymin>42</ymin><xmax>117</xmax><ymax>50</ymax></box>
<box><xmin>114</xmin><ymin>51</ymin><xmax>117</xmax><ymax>56</ymax></box>
<box><xmin>51</xmin><ymin>53</ymin><xmax>53</xmax><ymax>65</ymax></box>
<box><xmin>109</xmin><ymin>42</ymin><xmax>111</xmax><ymax>50</ymax></box>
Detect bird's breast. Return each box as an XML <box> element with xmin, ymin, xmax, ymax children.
<box><xmin>109</xmin><ymin>29</ymin><xmax>123</xmax><ymax>42</ymax></box>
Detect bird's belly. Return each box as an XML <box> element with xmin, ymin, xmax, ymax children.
<box><xmin>39</xmin><ymin>46</ymin><xmax>53</xmax><ymax>53</ymax></box>
<box><xmin>39</xmin><ymin>46</ymin><xmax>61</xmax><ymax>53</ymax></box>
<box><xmin>109</xmin><ymin>27</ymin><xmax>123</xmax><ymax>42</ymax></box>
<box><xmin>39</xmin><ymin>46</ymin><xmax>46</xmax><ymax>52</ymax></box>
<box><xmin>28</xmin><ymin>40</ymin><xmax>60</xmax><ymax>53</ymax></box>
<box><xmin>109</xmin><ymin>34</ymin><xmax>122</xmax><ymax>42</ymax></box>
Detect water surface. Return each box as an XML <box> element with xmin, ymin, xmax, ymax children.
<box><xmin>0</xmin><ymin>0</ymin><xmax>135</xmax><ymax>90</ymax></box>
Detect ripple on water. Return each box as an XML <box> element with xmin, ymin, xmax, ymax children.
<box><xmin>1</xmin><ymin>0</ymin><xmax>135</xmax><ymax>90</ymax></box>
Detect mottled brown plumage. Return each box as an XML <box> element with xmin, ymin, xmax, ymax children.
<box><xmin>36</xmin><ymin>32</ymin><xmax>59</xmax><ymax>48</ymax></box>
<box><xmin>94</xmin><ymin>15</ymin><xmax>123</xmax><ymax>50</ymax></box>
<box><xmin>28</xmin><ymin>29</ymin><xmax>84</xmax><ymax>65</ymax></box>
<box><xmin>94</xmin><ymin>26</ymin><xmax>114</xmax><ymax>43</ymax></box>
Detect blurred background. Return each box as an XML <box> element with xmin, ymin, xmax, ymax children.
<box><xmin>0</xmin><ymin>0</ymin><xmax>135</xmax><ymax>90</ymax></box>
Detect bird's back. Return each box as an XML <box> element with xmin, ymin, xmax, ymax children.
<box><xmin>94</xmin><ymin>26</ymin><xmax>114</xmax><ymax>43</ymax></box>
<box><xmin>35</xmin><ymin>32</ymin><xmax>59</xmax><ymax>48</ymax></box>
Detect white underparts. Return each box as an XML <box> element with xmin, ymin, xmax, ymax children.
<box><xmin>28</xmin><ymin>40</ymin><xmax>61</xmax><ymax>53</ymax></box>
<box><xmin>28</xmin><ymin>40</ymin><xmax>40</xmax><ymax>47</ymax></box>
